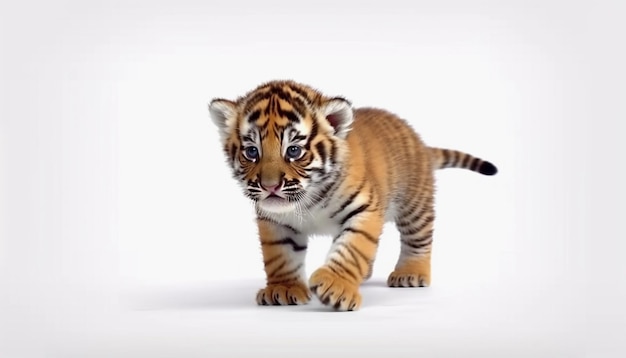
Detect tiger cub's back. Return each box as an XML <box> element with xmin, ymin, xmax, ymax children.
<box><xmin>346</xmin><ymin>107</ymin><xmax>435</xmax><ymax>219</ymax></box>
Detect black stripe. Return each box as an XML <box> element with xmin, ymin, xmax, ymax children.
<box><xmin>272</xmin><ymin>87</ymin><xmax>293</xmax><ymax>103</ymax></box>
<box><xmin>293</xmin><ymin>167</ymin><xmax>311</xmax><ymax>179</ymax></box>
<box><xmin>397</xmin><ymin>196</ymin><xmax>421</xmax><ymax>219</ymax></box>
<box><xmin>451</xmin><ymin>151</ymin><xmax>461</xmax><ymax>167</ymax></box>
<box><xmin>272</xmin><ymin>263</ymin><xmax>303</xmax><ymax>279</ymax></box>
<box><xmin>320</xmin><ymin>173</ymin><xmax>343</xmax><ymax>207</ymax></box>
<box><xmin>398</xmin><ymin>201</ymin><xmax>429</xmax><ymax>224</ymax></box>
<box><xmin>335</xmin><ymin>248</ymin><xmax>349</xmax><ymax>262</ymax></box>
<box><xmin>400</xmin><ymin>215</ymin><xmax>434</xmax><ymax>236</ymax></box>
<box><xmin>329</xmin><ymin>140</ymin><xmax>337</xmax><ymax>165</ymax></box>
<box><xmin>268</xmin><ymin>260</ymin><xmax>287</xmax><ymax>277</ymax></box>
<box><xmin>229</xmin><ymin>144</ymin><xmax>237</xmax><ymax>162</ymax></box>
<box><xmin>367</xmin><ymin>184</ymin><xmax>380</xmax><ymax>211</ymax></box>
<box><xmin>338</xmin><ymin>242</ymin><xmax>362</xmax><ymax>275</ymax></box>
<box><xmin>279</xmin><ymin>109</ymin><xmax>300</xmax><ymax>123</ymax></box>
<box><xmin>276</xmin><ymin>90</ymin><xmax>307</xmax><ymax>120</ymax></box>
<box><xmin>263</xmin><ymin>254</ymin><xmax>282</xmax><ymax>267</ymax></box>
<box><xmin>297</xmin><ymin>152</ymin><xmax>314</xmax><ymax>167</ymax></box>
<box><xmin>315</xmin><ymin>142</ymin><xmax>327</xmax><ymax>163</ymax></box>
<box><xmin>315</xmin><ymin>172</ymin><xmax>340</xmax><ymax>203</ymax></box>
<box><xmin>247</xmin><ymin>110</ymin><xmax>261</xmax><ymax>123</ymax></box>
<box><xmin>470</xmin><ymin>157</ymin><xmax>480</xmax><ymax>172</ymax></box>
<box><xmin>261</xmin><ymin>237</ymin><xmax>307</xmax><ymax>252</ymax></box>
<box><xmin>346</xmin><ymin>241</ymin><xmax>369</xmax><ymax>262</ymax></box>
<box><xmin>259</xmin><ymin>118</ymin><xmax>271</xmax><ymax>131</ymax></box>
<box><xmin>257</xmin><ymin>216</ymin><xmax>300</xmax><ymax>235</ymax></box>
<box><xmin>243</xmin><ymin>91</ymin><xmax>271</xmax><ymax>114</ymax></box>
<box><xmin>343</xmin><ymin>227</ymin><xmax>378</xmax><ymax>244</ymax></box>
<box><xmin>326</xmin><ymin>264</ymin><xmax>340</xmax><ymax>276</ymax></box>
<box><xmin>329</xmin><ymin>258</ymin><xmax>358</xmax><ymax>281</ymax></box>
<box><xmin>273</xmin><ymin>127</ymin><xmax>282</xmax><ymax>141</ymax></box>
<box><xmin>254</xmin><ymin>82</ymin><xmax>274</xmax><ymax>92</ymax></box>
<box><xmin>269</xmin><ymin>95</ymin><xmax>279</xmax><ymax>115</ymax></box>
<box><xmin>311</xmin><ymin>171</ymin><xmax>340</xmax><ymax>204</ymax></box>
<box><xmin>267</xmin><ymin>277</ymin><xmax>300</xmax><ymax>286</ymax></box>
<box><xmin>309</xmin><ymin>181</ymin><xmax>335</xmax><ymax>207</ymax></box>
<box><xmin>405</xmin><ymin>231</ymin><xmax>433</xmax><ymax>244</ymax></box>
<box><xmin>329</xmin><ymin>96</ymin><xmax>351</xmax><ymax>105</ymax></box>
<box><xmin>401</xmin><ymin>238</ymin><xmax>432</xmax><ymax>250</ymax></box>
<box><xmin>290</xmin><ymin>96</ymin><xmax>307</xmax><ymax>117</ymax></box>
<box><xmin>288</xmin><ymin>85</ymin><xmax>313</xmax><ymax>104</ymax></box>
<box><xmin>306</xmin><ymin>167</ymin><xmax>325</xmax><ymax>174</ymax></box>
<box><xmin>461</xmin><ymin>154</ymin><xmax>471</xmax><ymax>168</ymax></box>
<box><xmin>405</xmin><ymin>201</ymin><xmax>433</xmax><ymax>226</ymax></box>
<box><xmin>265</xmin><ymin>93</ymin><xmax>276</xmax><ymax>115</ymax></box>
<box><xmin>330</xmin><ymin>182</ymin><xmax>365</xmax><ymax>218</ymax></box>
<box><xmin>442</xmin><ymin>149</ymin><xmax>450</xmax><ymax>167</ymax></box>
<box><xmin>339</xmin><ymin>204</ymin><xmax>369</xmax><ymax>225</ymax></box>
<box><xmin>309</xmin><ymin>120</ymin><xmax>318</xmax><ymax>142</ymax></box>
<box><xmin>417</xmin><ymin>229</ymin><xmax>434</xmax><ymax>241</ymax></box>
<box><xmin>302</xmin><ymin>121</ymin><xmax>318</xmax><ymax>152</ymax></box>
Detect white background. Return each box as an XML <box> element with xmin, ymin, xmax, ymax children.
<box><xmin>1</xmin><ymin>0</ymin><xmax>624</xmax><ymax>357</ymax></box>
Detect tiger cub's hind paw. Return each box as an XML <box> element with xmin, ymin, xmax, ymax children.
<box><xmin>256</xmin><ymin>281</ymin><xmax>311</xmax><ymax>306</ymax></box>
<box><xmin>387</xmin><ymin>256</ymin><xmax>431</xmax><ymax>287</ymax></box>
<box><xmin>387</xmin><ymin>271</ymin><xmax>430</xmax><ymax>287</ymax></box>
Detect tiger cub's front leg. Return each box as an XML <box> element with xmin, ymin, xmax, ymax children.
<box><xmin>256</xmin><ymin>218</ymin><xmax>310</xmax><ymax>306</ymax></box>
<box><xmin>309</xmin><ymin>210</ymin><xmax>384</xmax><ymax>311</ymax></box>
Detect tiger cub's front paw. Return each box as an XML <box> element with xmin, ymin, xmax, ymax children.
<box><xmin>309</xmin><ymin>267</ymin><xmax>362</xmax><ymax>311</ymax></box>
<box><xmin>256</xmin><ymin>281</ymin><xmax>311</xmax><ymax>306</ymax></box>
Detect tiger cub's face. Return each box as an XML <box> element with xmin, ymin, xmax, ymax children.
<box><xmin>209</xmin><ymin>81</ymin><xmax>353</xmax><ymax>215</ymax></box>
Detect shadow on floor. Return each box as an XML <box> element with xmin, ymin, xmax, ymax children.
<box><xmin>123</xmin><ymin>278</ymin><xmax>428</xmax><ymax>311</ymax></box>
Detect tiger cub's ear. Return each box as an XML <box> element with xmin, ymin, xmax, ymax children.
<box><xmin>209</xmin><ymin>99</ymin><xmax>237</xmax><ymax>142</ymax></box>
<box><xmin>322</xmin><ymin>97</ymin><xmax>353</xmax><ymax>139</ymax></box>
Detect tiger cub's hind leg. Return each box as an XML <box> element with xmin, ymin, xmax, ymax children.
<box><xmin>388</xmin><ymin>197</ymin><xmax>434</xmax><ymax>287</ymax></box>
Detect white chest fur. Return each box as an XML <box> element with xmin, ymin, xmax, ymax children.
<box><xmin>278</xmin><ymin>204</ymin><xmax>344</xmax><ymax>238</ymax></box>
<box><xmin>266</xmin><ymin>195</ymin><xmax>398</xmax><ymax>239</ymax></box>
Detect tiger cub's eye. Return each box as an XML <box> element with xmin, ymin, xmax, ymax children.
<box><xmin>244</xmin><ymin>146</ymin><xmax>259</xmax><ymax>160</ymax></box>
<box><xmin>286</xmin><ymin>145</ymin><xmax>303</xmax><ymax>160</ymax></box>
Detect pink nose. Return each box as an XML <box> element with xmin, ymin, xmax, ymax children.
<box><xmin>261</xmin><ymin>183</ymin><xmax>281</xmax><ymax>193</ymax></box>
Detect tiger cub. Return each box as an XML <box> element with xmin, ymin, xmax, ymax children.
<box><xmin>209</xmin><ymin>80</ymin><xmax>497</xmax><ymax>311</ymax></box>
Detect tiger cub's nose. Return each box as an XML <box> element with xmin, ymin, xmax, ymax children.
<box><xmin>260</xmin><ymin>182</ymin><xmax>282</xmax><ymax>193</ymax></box>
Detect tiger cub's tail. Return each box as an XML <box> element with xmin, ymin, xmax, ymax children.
<box><xmin>428</xmin><ymin>147</ymin><xmax>498</xmax><ymax>176</ymax></box>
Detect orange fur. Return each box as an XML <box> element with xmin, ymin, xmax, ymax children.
<box><xmin>209</xmin><ymin>80</ymin><xmax>497</xmax><ymax>311</ymax></box>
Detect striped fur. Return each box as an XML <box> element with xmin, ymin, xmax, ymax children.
<box><xmin>209</xmin><ymin>80</ymin><xmax>497</xmax><ymax>311</ymax></box>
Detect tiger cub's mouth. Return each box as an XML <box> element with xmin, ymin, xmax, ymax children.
<box><xmin>258</xmin><ymin>194</ymin><xmax>295</xmax><ymax>213</ymax></box>
<box><xmin>262</xmin><ymin>194</ymin><xmax>287</xmax><ymax>204</ymax></box>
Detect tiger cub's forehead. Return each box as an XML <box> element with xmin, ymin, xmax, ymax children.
<box><xmin>238</xmin><ymin>108</ymin><xmax>314</xmax><ymax>144</ymax></box>
<box><xmin>239</xmin><ymin>80</ymin><xmax>320</xmax><ymax>114</ymax></box>
<box><xmin>238</xmin><ymin>98</ymin><xmax>316</xmax><ymax>141</ymax></box>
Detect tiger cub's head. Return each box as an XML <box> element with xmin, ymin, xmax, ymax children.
<box><xmin>209</xmin><ymin>80</ymin><xmax>353</xmax><ymax>215</ymax></box>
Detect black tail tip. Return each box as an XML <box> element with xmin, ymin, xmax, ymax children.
<box><xmin>479</xmin><ymin>161</ymin><xmax>498</xmax><ymax>175</ymax></box>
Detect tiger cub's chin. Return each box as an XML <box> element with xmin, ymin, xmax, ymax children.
<box><xmin>257</xmin><ymin>197</ymin><xmax>297</xmax><ymax>214</ymax></box>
